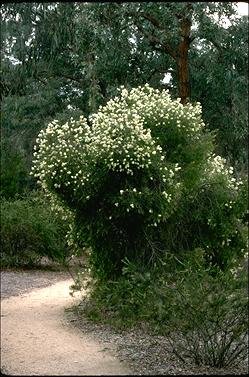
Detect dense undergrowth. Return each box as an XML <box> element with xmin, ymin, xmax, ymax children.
<box><xmin>0</xmin><ymin>191</ymin><xmax>73</xmax><ymax>268</ymax></box>
<box><xmin>72</xmin><ymin>249</ymin><xmax>248</xmax><ymax>368</ymax></box>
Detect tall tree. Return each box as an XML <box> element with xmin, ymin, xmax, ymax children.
<box><xmin>93</xmin><ymin>2</ymin><xmax>238</xmax><ymax>104</ymax></box>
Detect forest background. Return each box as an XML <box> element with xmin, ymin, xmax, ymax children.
<box><xmin>1</xmin><ymin>2</ymin><xmax>248</xmax><ymax>201</ymax></box>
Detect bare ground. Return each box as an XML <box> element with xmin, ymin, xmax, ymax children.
<box><xmin>1</xmin><ymin>270</ymin><xmax>131</xmax><ymax>376</ymax></box>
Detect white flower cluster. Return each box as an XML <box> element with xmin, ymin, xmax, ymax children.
<box><xmin>86</xmin><ymin>86</ymin><xmax>191</xmax><ymax>207</ymax></box>
<box><xmin>34</xmin><ymin>84</ymin><xmax>243</xmax><ymax>230</ymax></box>
<box><xmin>204</xmin><ymin>153</ymin><xmax>243</xmax><ymax>191</ymax></box>
<box><xmin>31</xmin><ymin>116</ymin><xmax>91</xmax><ymax>195</ymax></box>
<box><xmin>89</xmin><ymin>108</ymin><xmax>158</xmax><ymax>175</ymax></box>
<box><xmin>31</xmin><ymin>85</ymin><xmax>189</xmax><ymax>214</ymax></box>
<box><xmin>87</xmin><ymin>84</ymin><xmax>204</xmax><ymax>180</ymax></box>
<box><xmin>99</xmin><ymin>84</ymin><xmax>205</xmax><ymax>137</ymax></box>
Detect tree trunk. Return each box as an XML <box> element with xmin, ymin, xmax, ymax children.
<box><xmin>177</xmin><ymin>17</ymin><xmax>191</xmax><ymax>105</ymax></box>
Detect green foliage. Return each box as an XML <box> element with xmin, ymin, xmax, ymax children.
<box><xmin>0</xmin><ymin>139</ymin><xmax>31</xmax><ymax>199</ymax></box>
<box><xmin>31</xmin><ymin>85</ymin><xmax>247</xmax><ymax>280</ymax></box>
<box><xmin>159</xmin><ymin>169</ymin><xmax>248</xmax><ymax>271</ymax></box>
<box><xmin>77</xmin><ymin>251</ymin><xmax>248</xmax><ymax>368</ymax></box>
<box><xmin>190</xmin><ymin>15</ymin><xmax>248</xmax><ymax>167</ymax></box>
<box><xmin>165</xmin><ymin>258</ymin><xmax>248</xmax><ymax>368</ymax></box>
<box><xmin>0</xmin><ymin>191</ymin><xmax>72</xmax><ymax>267</ymax></box>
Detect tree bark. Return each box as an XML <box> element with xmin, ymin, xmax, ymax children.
<box><xmin>177</xmin><ymin>17</ymin><xmax>191</xmax><ymax>105</ymax></box>
<box><xmin>126</xmin><ymin>5</ymin><xmax>193</xmax><ymax>105</ymax></box>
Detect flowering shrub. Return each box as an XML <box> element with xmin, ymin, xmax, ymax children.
<box><xmin>31</xmin><ymin>84</ymin><xmax>248</xmax><ymax>279</ymax></box>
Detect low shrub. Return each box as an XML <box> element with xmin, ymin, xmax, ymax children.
<box><xmin>163</xmin><ymin>254</ymin><xmax>248</xmax><ymax>368</ymax></box>
<box><xmin>76</xmin><ymin>250</ymin><xmax>248</xmax><ymax>368</ymax></box>
<box><xmin>0</xmin><ymin>191</ymin><xmax>73</xmax><ymax>267</ymax></box>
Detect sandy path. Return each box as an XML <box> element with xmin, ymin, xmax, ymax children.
<box><xmin>1</xmin><ymin>279</ymin><xmax>131</xmax><ymax>376</ymax></box>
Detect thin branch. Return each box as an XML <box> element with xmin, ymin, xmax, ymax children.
<box><xmin>139</xmin><ymin>12</ymin><xmax>165</xmax><ymax>30</ymax></box>
<box><xmin>146</xmin><ymin>67</ymin><xmax>174</xmax><ymax>82</ymax></box>
<box><xmin>207</xmin><ymin>36</ymin><xmax>223</xmax><ymax>52</ymax></box>
<box><xmin>134</xmin><ymin>21</ymin><xmax>177</xmax><ymax>60</ymax></box>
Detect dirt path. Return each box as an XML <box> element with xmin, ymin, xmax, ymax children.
<box><xmin>1</xmin><ymin>279</ymin><xmax>131</xmax><ymax>376</ymax></box>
